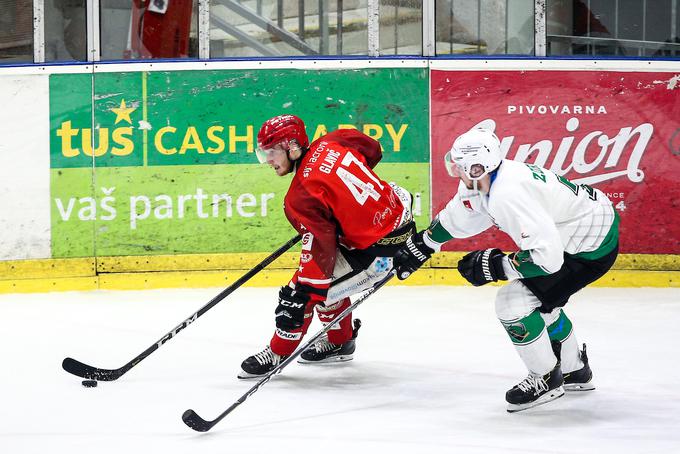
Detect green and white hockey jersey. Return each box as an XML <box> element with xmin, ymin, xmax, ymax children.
<box><xmin>426</xmin><ymin>159</ymin><xmax>620</xmax><ymax>279</ymax></box>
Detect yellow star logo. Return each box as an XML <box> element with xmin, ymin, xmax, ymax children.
<box><xmin>110</xmin><ymin>99</ymin><xmax>136</xmax><ymax>125</ymax></box>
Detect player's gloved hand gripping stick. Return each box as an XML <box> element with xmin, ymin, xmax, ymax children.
<box><xmin>182</xmin><ymin>269</ymin><xmax>396</xmax><ymax>433</ymax></box>
<box><xmin>393</xmin><ymin>231</ymin><xmax>435</xmax><ymax>280</ymax></box>
<box><xmin>61</xmin><ymin>235</ymin><xmax>301</xmax><ymax>382</ymax></box>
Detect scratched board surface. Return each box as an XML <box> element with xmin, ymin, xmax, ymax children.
<box><xmin>430</xmin><ymin>70</ymin><xmax>680</xmax><ymax>254</ymax></box>
<box><xmin>48</xmin><ymin>69</ymin><xmax>430</xmax><ymax>257</ymax></box>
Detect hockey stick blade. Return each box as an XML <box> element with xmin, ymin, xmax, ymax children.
<box><xmin>61</xmin><ymin>234</ymin><xmax>301</xmax><ymax>382</ymax></box>
<box><xmin>61</xmin><ymin>357</ymin><xmax>124</xmax><ymax>381</ymax></box>
<box><xmin>181</xmin><ymin>409</ymin><xmax>214</xmax><ymax>432</ymax></box>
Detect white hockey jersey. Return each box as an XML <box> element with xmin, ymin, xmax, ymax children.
<box><xmin>429</xmin><ymin>159</ymin><xmax>619</xmax><ymax>279</ymax></box>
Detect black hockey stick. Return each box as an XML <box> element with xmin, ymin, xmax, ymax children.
<box><xmin>62</xmin><ymin>235</ymin><xmax>302</xmax><ymax>381</ymax></box>
<box><xmin>182</xmin><ymin>270</ymin><xmax>396</xmax><ymax>432</ymax></box>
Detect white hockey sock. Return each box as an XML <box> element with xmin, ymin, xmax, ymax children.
<box><xmin>507</xmin><ymin>319</ymin><xmax>557</xmax><ymax>376</ymax></box>
<box><xmin>542</xmin><ymin>308</ymin><xmax>584</xmax><ymax>373</ymax></box>
<box><xmin>557</xmin><ymin>331</ymin><xmax>584</xmax><ymax>373</ymax></box>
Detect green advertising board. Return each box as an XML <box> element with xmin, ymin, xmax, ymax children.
<box><xmin>49</xmin><ymin>68</ymin><xmax>429</xmax><ymax>258</ymax></box>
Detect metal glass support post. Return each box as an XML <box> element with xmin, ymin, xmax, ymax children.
<box><xmin>672</xmin><ymin>0</ymin><xmax>678</xmax><ymax>43</ymax></box>
<box><xmin>534</xmin><ymin>0</ymin><xmax>546</xmax><ymax>56</ymax></box>
<box><xmin>476</xmin><ymin>0</ymin><xmax>481</xmax><ymax>53</ymax></box>
<box><xmin>319</xmin><ymin>0</ymin><xmax>329</xmax><ymax>54</ymax></box>
<box><xmin>87</xmin><ymin>0</ymin><xmax>101</xmax><ymax>61</ymax></box>
<box><xmin>422</xmin><ymin>0</ymin><xmax>435</xmax><ymax>56</ymax></box>
<box><xmin>337</xmin><ymin>0</ymin><xmax>343</xmax><ymax>55</ymax></box>
<box><xmin>299</xmin><ymin>0</ymin><xmax>305</xmax><ymax>40</ymax></box>
<box><xmin>199</xmin><ymin>0</ymin><xmax>210</xmax><ymax>59</ymax></box>
<box><xmin>33</xmin><ymin>0</ymin><xmax>45</xmax><ymax>63</ymax></box>
<box><xmin>368</xmin><ymin>0</ymin><xmax>379</xmax><ymax>56</ymax></box>
<box><xmin>393</xmin><ymin>0</ymin><xmax>398</xmax><ymax>54</ymax></box>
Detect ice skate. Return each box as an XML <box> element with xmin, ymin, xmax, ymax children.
<box><xmin>563</xmin><ymin>344</ymin><xmax>595</xmax><ymax>391</ymax></box>
<box><xmin>298</xmin><ymin>319</ymin><xmax>361</xmax><ymax>364</ymax></box>
<box><xmin>506</xmin><ymin>364</ymin><xmax>565</xmax><ymax>413</ymax></box>
<box><xmin>238</xmin><ymin>345</ymin><xmax>288</xmax><ymax>379</ymax></box>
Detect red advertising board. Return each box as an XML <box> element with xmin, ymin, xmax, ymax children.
<box><xmin>431</xmin><ymin>70</ymin><xmax>680</xmax><ymax>254</ymax></box>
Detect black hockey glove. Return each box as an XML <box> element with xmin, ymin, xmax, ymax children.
<box><xmin>274</xmin><ymin>286</ymin><xmax>310</xmax><ymax>331</ymax></box>
<box><xmin>457</xmin><ymin>248</ymin><xmax>508</xmax><ymax>287</ymax></box>
<box><xmin>393</xmin><ymin>231</ymin><xmax>435</xmax><ymax>280</ymax></box>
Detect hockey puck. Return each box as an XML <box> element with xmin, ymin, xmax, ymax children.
<box><xmin>81</xmin><ymin>379</ymin><xmax>98</xmax><ymax>388</ymax></box>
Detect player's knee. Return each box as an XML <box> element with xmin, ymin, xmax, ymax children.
<box><xmin>540</xmin><ymin>307</ymin><xmax>562</xmax><ymax>326</ymax></box>
<box><xmin>495</xmin><ymin>281</ymin><xmax>541</xmax><ymax>321</ymax></box>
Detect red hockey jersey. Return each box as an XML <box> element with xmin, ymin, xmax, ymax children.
<box><xmin>285</xmin><ymin>129</ymin><xmax>404</xmax><ymax>300</ymax></box>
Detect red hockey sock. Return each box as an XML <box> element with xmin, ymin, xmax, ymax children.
<box><xmin>317</xmin><ymin>298</ymin><xmax>353</xmax><ymax>345</ymax></box>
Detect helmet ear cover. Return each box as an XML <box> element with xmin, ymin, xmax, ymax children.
<box><xmin>446</xmin><ymin>128</ymin><xmax>502</xmax><ymax>180</ymax></box>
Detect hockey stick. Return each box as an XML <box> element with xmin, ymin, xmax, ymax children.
<box><xmin>182</xmin><ymin>270</ymin><xmax>396</xmax><ymax>432</ymax></box>
<box><xmin>62</xmin><ymin>235</ymin><xmax>302</xmax><ymax>381</ymax></box>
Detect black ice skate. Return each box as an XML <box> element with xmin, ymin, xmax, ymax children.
<box><xmin>506</xmin><ymin>364</ymin><xmax>565</xmax><ymax>413</ymax></box>
<box><xmin>563</xmin><ymin>344</ymin><xmax>595</xmax><ymax>391</ymax></box>
<box><xmin>298</xmin><ymin>319</ymin><xmax>361</xmax><ymax>364</ymax></box>
<box><xmin>238</xmin><ymin>346</ymin><xmax>288</xmax><ymax>379</ymax></box>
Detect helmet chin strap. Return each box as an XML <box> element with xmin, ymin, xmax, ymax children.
<box><xmin>472</xmin><ymin>179</ymin><xmax>479</xmax><ymax>192</ymax></box>
<box><xmin>287</xmin><ymin>142</ymin><xmax>308</xmax><ymax>173</ymax></box>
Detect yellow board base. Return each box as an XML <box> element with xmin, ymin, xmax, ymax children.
<box><xmin>0</xmin><ymin>252</ymin><xmax>678</xmax><ymax>294</ymax></box>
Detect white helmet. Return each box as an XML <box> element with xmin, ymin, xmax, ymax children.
<box><xmin>445</xmin><ymin>128</ymin><xmax>502</xmax><ymax>180</ymax></box>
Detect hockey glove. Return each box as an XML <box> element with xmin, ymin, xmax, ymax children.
<box><xmin>393</xmin><ymin>231</ymin><xmax>435</xmax><ymax>280</ymax></box>
<box><xmin>457</xmin><ymin>248</ymin><xmax>508</xmax><ymax>286</ymax></box>
<box><xmin>275</xmin><ymin>286</ymin><xmax>310</xmax><ymax>331</ymax></box>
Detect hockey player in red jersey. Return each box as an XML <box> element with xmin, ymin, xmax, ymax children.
<box><xmin>239</xmin><ymin>114</ymin><xmax>415</xmax><ymax>378</ymax></box>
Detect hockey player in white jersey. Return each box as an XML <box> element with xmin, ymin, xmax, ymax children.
<box><xmin>394</xmin><ymin>127</ymin><xmax>619</xmax><ymax>412</ymax></box>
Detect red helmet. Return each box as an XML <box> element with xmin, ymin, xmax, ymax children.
<box><xmin>256</xmin><ymin>115</ymin><xmax>309</xmax><ymax>163</ymax></box>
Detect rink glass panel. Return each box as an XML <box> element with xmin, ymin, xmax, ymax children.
<box><xmin>0</xmin><ymin>0</ymin><xmax>33</xmax><ymax>63</ymax></box>
<box><xmin>546</xmin><ymin>0</ymin><xmax>680</xmax><ymax>57</ymax></box>
<box><xmin>433</xmin><ymin>0</ymin><xmax>535</xmax><ymax>56</ymax></box>
<box><xmin>100</xmin><ymin>0</ymin><xmax>199</xmax><ymax>60</ymax></box>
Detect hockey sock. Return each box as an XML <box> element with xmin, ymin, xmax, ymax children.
<box><xmin>270</xmin><ymin>305</ymin><xmax>315</xmax><ymax>356</ymax></box>
<box><xmin>545</xmin><ymin>308</ymin><xmax>573</xmax><ymax>342</ymax></box>
<box><xmin>317</xmin><ymin>298</ymin><xmax>353</xmax><ymax>345</ymax></box>
<box><xmin>545</xmin><ymin>309</ymin><xmax>583</xmax><ymax>373</ymax></box>
<box><xmin>500</xmin><ymin>310</ymin><xmax>557</xmax><ymax>376</ymax></box>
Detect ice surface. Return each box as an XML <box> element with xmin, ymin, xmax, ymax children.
<box><xmin>2</xmin><ymin>285</ymin><xmax>679</xmax><ymax>453</ymax></box>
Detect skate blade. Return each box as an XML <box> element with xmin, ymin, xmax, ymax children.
<box><xmin>237</xmin><ymin>372</ymin><xmax>260</xmax><ymax>380</ymax></box>
<box><xmin>237</xmin><ymin>369</ymin><xmax>282</xmax><ymax>380</ymax></box>
<box><xmin>297</xmin><ymin>354</ymin><xmax>354</xmax><ymax>365</ymax></box>
<box><xmin>506</xmin><ymin>386</ymin><xmax>565</xmax><ymax>413</ymax></box>
<box><xmin>564</xmin><ymin>382</ymin><xmax>596</xmax><ymax>392</ymax></box>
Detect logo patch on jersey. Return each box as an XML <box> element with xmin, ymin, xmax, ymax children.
<box><xmin>301</xmin><ymin>233</ymin><xmax>314</xmax><ymax>251</ymax></box>
<box><xmin>300</xmin><ymin>252</ymin><xmax>313</xmax><ymax>263</ymax></box>
<box><xmin>462</xmin><ymin>200</ymin><xmax>473</xmax><ymax>211</ymax></box>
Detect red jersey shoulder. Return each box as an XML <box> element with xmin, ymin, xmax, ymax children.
<box><xmin>299</xmin><ymin>136</ymin><xmax>352</xmax><ymax>182</ymax></box>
